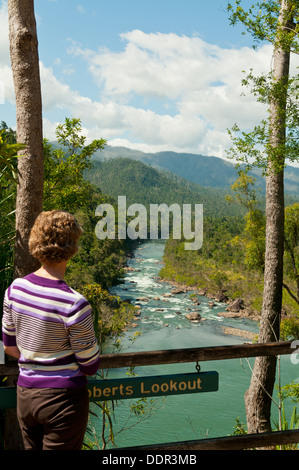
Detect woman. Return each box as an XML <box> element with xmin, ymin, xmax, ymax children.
<box><xmin>2</xmin><ymin>210</ymin><xmax>101</xmax><ymax>450</ymax></box>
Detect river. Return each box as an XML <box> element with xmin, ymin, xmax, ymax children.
<box><xmin>90</xmin><ymin>240</ymin><xmax>298</xmax><ymax>449</ymax></box>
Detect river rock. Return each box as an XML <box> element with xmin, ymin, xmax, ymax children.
<box><xmin>206</xmin><ymin>292</ymin><xmax>216</xmax><ymax>299</ymax></box>
<box><xmin>222</xmin><ymin>326</ymin><xmax>256</xmax><ymax>341</ymax></box>
<box><xmin>197</xmin><ymin>289</ymin><xmax>206</xmax><ymax>296</ymax></box>
<box><xmin>185</xmin><ymin>312</ymin><xmax>201</xmax><ymax>321</ymax></box>
<box><xmin>225</xmin><ymin>298</ymin><xmax>244</xmax><ymax>312</ymax></box>
<box><xmin>214</xmin><ymin>291</ymin><xmax>228</xmax><ymax>302</ymax></box>
<box><xmin>171</xmin><ymin>288</ymin><xmax>186</xmax><ymax>294</ymax></box>
<box><xmin>218</xmin><ymin>311</ymin><xmax>241</xmax><ymax>318</ymax></box>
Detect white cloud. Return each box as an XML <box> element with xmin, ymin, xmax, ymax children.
<box><xmin>3</xmin><ymin>9</ymin><xmax>299</xmax><ymax>160</ymax></box>
<box><xmin>68</xmin><ymin>30</ymin><xmax>276</xmax><ymax>155</ymax></box>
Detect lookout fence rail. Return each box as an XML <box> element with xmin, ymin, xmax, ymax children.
<box><xmin>0</xmin><ymin>339</ymin><xmax>298</xmax><ymax>450</ymax></box>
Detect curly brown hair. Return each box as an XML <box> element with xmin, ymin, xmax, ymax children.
<box><xmin>29</xmin><ymin>210</ymin><xmax>83</xmax><ymax>264</ymax></box>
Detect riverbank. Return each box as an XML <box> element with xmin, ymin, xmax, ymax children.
<box><xmin>158</xmin><ymin>273</ymin><xmax>260</xmax><ymax>317</ymax></box>
<box><xmin>157</xmin><ymin>277</ymin><xmax>260</xmax><ymax>338</ymax></box>
<box><xmin>120</xmin><ymin>241</ymin><xmax>260</xmax><ymax>342</ymax></box>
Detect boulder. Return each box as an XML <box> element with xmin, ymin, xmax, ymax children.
<box><xmin>171</xmin><ymin>288</ymin><xmax>186</xmax><ymax>294</ymax></box>
<box><xmin>197</xmin><ymin>289</ymin><xmax>206</xmax><ymax>296</ymax></box>
<box><xmin>185</xmin><ymin>311</ymin><xmax>201</xmax><ymax>321</ymax></box>
<box><xmin>218</xmin><ymin>311</ymin><xmax>241</xmax><ymax>318</ymax></box>
<box><xmin>215</xmin><ymin>291</ymin><xmax>228</xmax><ymax>302</ymax></box>
<box><xmin>226</xmin><ymin>298</ymin><xmax>244</xmax><ymax>312</ymax></box>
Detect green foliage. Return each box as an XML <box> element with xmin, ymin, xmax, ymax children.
<box><xmin>227</xmin><ymin>171</ymin><xmax>266</xmax><ymax>272</ymax></box>
<box><xmin>0</xmin><ymin>121</ymin><xmax>17</xmax><ymax>144</ymax></box>
<box><xmin>278</xmin><ymin>381</ymin><xmax>299</xmax><ymax>403</ymax></box>
<box><xmin>0</xmin><ymin>125</ymin><xmax>24</xmax><ymax>302</ymax></box>
<box><xmin>230</xmin><ymin>417</ymin><xmax>247</xmax><ymax>436</ymax></box>
<box><xmin>0</xmin><ymin>130</ymin><xmax>24</xmax><ymax>187</ymax></box>
<box><xmin>284</xmin><ymin>203</ymin><xmax>299</xmax><ymax>282</ymax></box>
<box><xmin>283</xmin><ymin>203</ymin><xmax>299</xmax><ymax>308</ymax></box>
<box><xmin>280</xmin><ymin>316</ymin><xmax>299</xmax><ymax>340</ymax></box>
<box><xmin>227</xmin><ymin>71</ymin><xmax>299</xmax><ymax>171</ymax></box>
<box><xmin>80</xmin><ymin>283</ymin><xmax>135</xmax><ymax>349</ymax></box>
<box><xmin>272</xmin><ymin>403</ymin><xmax>299</xmax><ymax>449</ymax></box>
<box><xmin>227</xmin><ymin>1</ymin><xmax>299</xmax><ymax>172</ymax></box>
<box><xmin>43</xmin><ymin>117</ymin><xmax>106</xmax><ymax>212</ymax></box>
<box><xmin>227</xmin><ymin>0</ymin><xmax>299</xmax><ymax>52</ymax></box>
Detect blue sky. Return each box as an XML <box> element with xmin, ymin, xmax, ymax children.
<box><xmin>1</xmin><ymin>0</ymin><xmax>298</xmax><ymax>160</ymax></box>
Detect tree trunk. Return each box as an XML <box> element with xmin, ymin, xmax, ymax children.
<box><xmin>5</xmin><ymin>0</ymin><xmax>44</xmax><ymax>450</ymax></box>
<box><xmin>244</xmin><ymin>0</ymin><xmax>292</xmax><ymax>439</ymax></box>
<box><xmin>8</xmin><ymin>0</ymin><xmax>44</xmax><ymax>279</ymax></box>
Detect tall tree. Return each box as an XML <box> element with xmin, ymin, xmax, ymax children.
<box><xmin>5</xmin><ymin>0</ymin><xmax>44</xmax><ymax>450</ymax></box>
<box><xmin>227</xmin><ymin>0</ymin><xmax>299</xmax><ymax>436</ymax></box>
<box><xmin>8</xmin><ymin>0</ymin><xmax>44</xmax><ymax>279</ymax></box>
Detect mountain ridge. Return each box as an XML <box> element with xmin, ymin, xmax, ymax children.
<box><xmin>92</xmin><ymin>145</ymin><xmax>299</xmax><ymax>195</ymax></box>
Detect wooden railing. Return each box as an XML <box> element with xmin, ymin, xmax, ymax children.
<box><xmin>1</xmin><ymin>340</ymin><xmax>298</xmax><ymax>450</ymax></box>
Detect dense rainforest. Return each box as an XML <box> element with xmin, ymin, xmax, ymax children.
<box><xmin>85</xmin><ymin>154</ymin><xmax>299</xmax><ymax>341</ymax></box>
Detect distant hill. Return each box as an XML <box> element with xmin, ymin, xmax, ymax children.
<box><xmin>85</xmin><ymin>157</ymin><xmax>247</xmax><ymax>218</ymax></box>
<box><xmin>92</xmin><ymin>145</ymin><xmax>299</xmax><ymax>196</ymax></box>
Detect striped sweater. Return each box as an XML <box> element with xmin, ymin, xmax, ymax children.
<box><xmin>2</xmin><ymin>273</ymin><xmax>100</xmax><ymax>388</ymax></box>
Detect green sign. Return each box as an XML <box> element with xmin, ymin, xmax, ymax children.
<box><xmin>88</xmin><ymin>371</ymin><xmax>218</xmax><ymax>401</ymax></box>
<box><xmin>0</xmin><ymin>372</ymin><xmax>218</xmax><ymax>410</ymax></box>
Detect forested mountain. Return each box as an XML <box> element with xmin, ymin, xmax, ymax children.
<box><xmin>85</xmin><ymin>157</ymin><xmax>247</xmax><ymax>218</ymax></box>
<box><xmin>92</xmin><ymin>145</ymin><xmax>299</xmax><ymax>196</ymax></box>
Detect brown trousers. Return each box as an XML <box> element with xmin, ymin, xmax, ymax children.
<box><xmin>17</xmin><ymin>385</ymin><xmax>89</xmax><ymax>450</ymax></box>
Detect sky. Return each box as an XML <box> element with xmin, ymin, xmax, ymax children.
<box><xmin>1</xmin><ymin>0</ymin><xmax>299</xmax><ymax>161</ymax></box>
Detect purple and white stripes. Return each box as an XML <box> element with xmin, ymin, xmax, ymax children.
<box><xmin>2</xmin><ymin>273</ymin><xmax>100</xmax><ymax>388</ymax></box>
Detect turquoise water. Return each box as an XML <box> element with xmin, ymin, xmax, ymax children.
<box><xmin>90</xmin><ymin>240</ymin><xmax>298</xmax><ymax>448</ymax></box>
